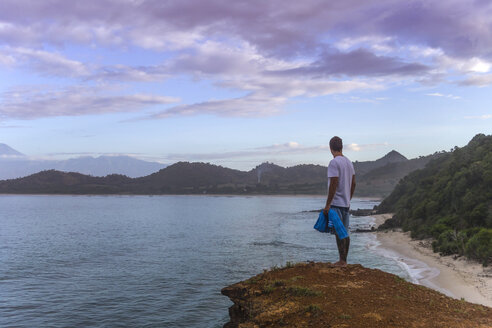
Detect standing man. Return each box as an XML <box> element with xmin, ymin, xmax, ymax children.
<box><xmin>323</xmin><ymin>136</ymin><xmax>356</xmax><ymax>267</ymax></box>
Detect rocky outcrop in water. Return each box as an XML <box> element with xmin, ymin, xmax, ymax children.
<box><xmin>221</xmin><ymin>262</ymin><xmax>492</xmax><ymax>328</ymax></box>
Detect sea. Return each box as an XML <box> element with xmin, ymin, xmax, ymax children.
<box><xmin>0</xmin><ymin>195</ymin><xmax>413</xmax><ymax>327</ymax></box>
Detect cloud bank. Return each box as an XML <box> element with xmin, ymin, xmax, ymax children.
<box><xmin>1</xmin><ymin>0</ymin><xmax>492</xmax><ymax>119</ymax></box>
<box><xmin>162</xmin><ymin>141</ymin><xmax>389</xmax><ymax>161</ymax></box>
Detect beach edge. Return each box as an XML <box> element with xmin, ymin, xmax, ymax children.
<box><xmin>372</xmin><ymin>214</ymin><xmax>492</xmax><ymax>307</ymax></box>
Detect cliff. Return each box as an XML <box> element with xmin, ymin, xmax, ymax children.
<box><xmin>221</xmin><ymin>262</ymin><xmax>492</xmax><ymax>328</ymax></box>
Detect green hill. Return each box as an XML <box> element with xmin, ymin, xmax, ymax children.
<box><xmin>378</xmin><ymin>134</ymin><xmax>492</xmax><ymax>265</ymax></box>
<box><xmin>0</xmin><ymin>170</ymin><xmax>134</xmax><ymax>194</ymax></box>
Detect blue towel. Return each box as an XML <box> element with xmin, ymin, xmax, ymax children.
<box><xmin>313</xmin><ymin>211</ymin><xmax>332</xmax><ymax>233</ymax></box>
<box><xmin>314</xmin><ymin>210</ymin><xmax>348</xmax><ymax>239</ymax></box>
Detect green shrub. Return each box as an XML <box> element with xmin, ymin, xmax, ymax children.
<box><xmin>435</xmin><ymin>230</ymin><xmax>460</xmax><ymax>255</ymax></box>
<box><xmin>430</xmin><ymin>223</ymin><xmax>450</xmax><ymax>239</ymax></box>
<box><xmin>304</xmin><ymin>304</ymin><xmax>322</xmax><ymax>315</ymax></box>
<box><xmin>262</xmin><ymin>285</ymin><xmax>275</xmax><ymax>295</ymax></box>
<box><xmin>465</xmin><ymin>228</ymin><xmax>492</xmax><ymax>265</ymax></box>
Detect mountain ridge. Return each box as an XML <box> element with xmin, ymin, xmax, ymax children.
<box><xmin>0</xmin><ymin>150</ymin><xmax>442</xmax><ymax>196</ymax></box>
<box><xmin>0</xmin><ymin>145</ymin><xmax>167</xmax><ymax>179</ymax></box>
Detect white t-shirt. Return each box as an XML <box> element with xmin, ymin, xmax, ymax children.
<box><xmin>327</xmin><ymin>155</ymin><xmax>355</xmax><ymax>208</ymax></box>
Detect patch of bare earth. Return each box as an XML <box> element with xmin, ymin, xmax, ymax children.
<box><xmin>221</xmin><ymin>262</ymin><xmax>492</xmax><ymax>328</ymax></box>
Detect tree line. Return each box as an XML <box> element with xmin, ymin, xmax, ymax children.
<box><xmin>378</xmin><ymin>134</ymin><xmax>492</xmax><ymax>265</ymax></box>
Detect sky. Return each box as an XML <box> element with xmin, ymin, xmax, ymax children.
<box><xmin>1</xmin><ymin>0</ymin><xmax>492</xmax><ymax>170</ymax></box>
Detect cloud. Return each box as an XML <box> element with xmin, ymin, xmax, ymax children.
<box><xmin>1</xmin><ymin>0</ymin><xmax>492</xmax><ymax>61</ymax></box>
<box><xmin>43</xmin><ymin>151</ymin><xmax>144</xmax><ymax>158</ymax></box>
<box><xmin>163</xmin><ymin>141</ymin><xmax>319</xmax><ymax>161</ymax></box>
<box><xmin>0</xmin><ymin>46</ymin><xmax>90</xmax><ymax>77</ymax></box>
<box><xmin>90</xmin><ymin>65</ymin><xmax>169</xmax><ymax>82</ymax></box>
<box><xmin>0</xmin><ymin>46</ymin><xmax>171</xmax><ymax>81</ymax></box>
<box><xmin>0</xmin><ymin>51</ymin><xmax>15</xmax><ymax>65</ymax></box>
<box><xmin>1</xmin><ymin>0</ymin><xmax>492</xmax><ymax>120</ymax></box>
<box><xmin>146</xmin><ymin>78</ymin><xmax>378</xmax><ymax>118</ymax></box>
<box><xmin>345</xmin><ymin>142</ymin><xmax>389</xmax><ymax>152</ymax></box>
<box><xmin>464</xmin><ymin>114</ymin><xmax>492</xmax><ymax>120</ymax></box>
<box><xmin>0</xmin><ymin>123</ymin><xmax>27</xmax><ymax>128</ymax></box>
<box><xmin>258</xmin><ymin>142</ymin><xmax>301</xmax><ymax>150</ymax></box>
<box><xmin>457</xmin><ymin>74</ymin><xmax>492</xmax><ymax>87</ymax></box>
<box><xmin>165</xmin><ymin>40</ymin><xmax>282</xmax><ymax>76</ymax></box>
<box><xmin>0</xmin><ymin>86</ymin><xmax>180</xmax><ymax>120</ymax></box>
<box><xmin>335</xmin><ymin>36</ymin><xmax>395</xmax><ymax>53</ymax></box>
<box><xmin>0</xmin><ymin>154</ymin><xmax>25</xmax><ymax>159</ymax></box>
<box><xmin>149</xmin><ymin>94</ymin><xmax>285</xmax><ymax>118</ymax></box>
<box><xmin>274</xmin><ymin>48</ymin><xmax>430</xmax><ymax>77</ymax></box>
<box><xmin>425</xmin><ymin>92</ymin><xmax>461</xmax><ymax>100</ymax></box>
<box><xmin>162</xmin><ymin>141</ymin><xmax>389</xmax><ymax>161</ymax></box>
<box><xmin>438</xmin><ymin>55</ymin><xmax>491</xmax><ymax>74</ymax></box>
<box><xmin>337</xmin><ymin>96</ymin><xmax>388</xmax><ymax>104</ymax></box>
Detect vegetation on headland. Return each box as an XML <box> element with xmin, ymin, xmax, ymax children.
<box><xmin>378</xmin><ymin>134</ymin><xmax>492</xmax><ymax>265</ymax></box>
<box><xmin>0</xmin><ymin>150</ymin><xmax>439</xmax><ymax>197</ymax></box>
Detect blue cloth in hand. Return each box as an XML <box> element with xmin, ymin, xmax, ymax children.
<box><xmin>314</xmin><ymin>210</ymin><xmax>349</xmax><ymax>239</ymax></box>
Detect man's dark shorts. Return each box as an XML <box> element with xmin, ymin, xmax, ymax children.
<box><xmin>331</xmin><ymin>205</ymin><xmax>350</xmax><ymax>234</ymax></box>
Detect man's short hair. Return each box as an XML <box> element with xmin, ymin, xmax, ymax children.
<box><xmin>330</xmin><ymin>136</ymin><xmax>343</xmax><ymax>152</ymax></box>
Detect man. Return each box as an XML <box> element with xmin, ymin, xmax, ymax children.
<box><xmin>323</xmin><ymin>136</ymin><xmax>356</xmax><ymax>267</ymax></box>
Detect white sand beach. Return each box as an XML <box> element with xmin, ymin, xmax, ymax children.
<box><xmin>372</xmin><ymin>214</ymin><xmax>492</xmax><ymax>308</ymax></box>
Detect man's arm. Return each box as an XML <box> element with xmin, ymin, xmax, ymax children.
<box><xmin>350</xmin><ymin>175</ymin><xmax>356</xmax><ymax>200</ymax></box>
<box><xmin>324</xmin><ymin>177</ymin><xmax>338</xmax><ymax>215</ymax></box>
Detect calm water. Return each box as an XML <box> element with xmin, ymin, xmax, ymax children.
<box><xmin>0</xmin><ymin>195</ymin><xmax>408</xmax><ymax>327</ymax></box>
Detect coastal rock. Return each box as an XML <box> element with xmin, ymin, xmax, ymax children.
<box><xmin>221</xmin><ymin>262</ymin><xmax>492</xmax><ymax>328</ymax></box>
<box><xmin>349</xmin><ymin>208</ymin><xmax>377</xmax><ymax>216</ymax></box>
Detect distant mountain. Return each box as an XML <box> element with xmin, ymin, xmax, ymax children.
<box><xmin>0</xmin><ymin>150</ymin><xmax>443</xmax><ymax>196</ymax></box>
<box><xmin>136</xmin><ymin>162</ymin><xmax>252</xmax><ymax>193</ymax></box>
<box><xmin>52</xmin><ymin>156</ymin><xmax>167</xmax><ymax>178</ymax></box>
<box><xmin>0</xmin><ymin>143</ymin><xmax>25</xmax><ymax>157</ymax></box>
<box><xmin>245</xmin><ymin>151</ymin><xmax>439</xmax><ymax>196</ymax></box>
<box><xmin>353</xmin><ymin>150</ymin><xmax>408</xmax><ymax>176</ymax></box>
<box><xmin>0</xmin><ymin>144</ymin><xmax>167</xmax><ymax>179</ymax></box>
<box><xmin>354</xmin><ymin>153</ymin><xmax>442</xmax><ymax>197</ymax></box>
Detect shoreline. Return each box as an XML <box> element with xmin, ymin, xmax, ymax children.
<box><xmin>371</xmin><ymin>214</ymin><xmax>492</xmax><ymax>307</ymax></box>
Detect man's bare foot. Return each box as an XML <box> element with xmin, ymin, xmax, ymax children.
<box><xmin>334</xmin><ymin>260</ymin><xmax>347</xmax><ymax>267</ymax></box>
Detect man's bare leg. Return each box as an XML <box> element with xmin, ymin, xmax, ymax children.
<box><xmin>343</xmin><ymin>237</ymin><xmax>350</xmax><ymax>262</ymax></box>
<box><xmin>334</xmin><ymin>235</ymin><xmax>350</xmax><ymax>266</ymax></box>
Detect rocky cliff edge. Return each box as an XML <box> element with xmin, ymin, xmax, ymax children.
<box><xmin>221</xmin><ymin>262</ymin><xmax>492</xmax><ymax>328</ymax></box>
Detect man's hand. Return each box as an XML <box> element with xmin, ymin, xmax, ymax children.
<box><xmin>323</xmin><ymin>205</ymin><xmax>330</xmax><ymax>216</ymax></box>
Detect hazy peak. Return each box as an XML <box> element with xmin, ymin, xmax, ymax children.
<box><xmin>380</xmin><ymin>150</ymin><xmax>407</xmax><ymax>162</ymax></box>
<box><xmin>0</xmin><ymin>143</ymin><xmax>25</xmax><ymax>157</ymax></box>
<box><xmin>255</xmin><ymin>162</ymin><xmax>283</xmax><ymax>170</ymax></box>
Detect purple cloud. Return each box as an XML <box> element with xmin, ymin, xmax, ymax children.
<box><xmin>149</xmin><ymin>94</ymin><xmax>285</xmax><ymax>119</ymax></box>
<box><xmin>1</xmin><ymin>0</ymin><xmax>491</xmax><ymax>119</ymax></box>
<box><xmin>0</xmin><ymin>86</ymin><xmax>180</xmax><ymax>120</ymax></box>
<box><xmin>1</xmin><ymin>0</ymin><xmax>492</xmax><ymax>60</ymax></box>
<box><xmin>146</xmin><ymin>78</ymin><xmax>377</xmax><ymax>119</ymax></box>
<box><xmin>0</xmin><ymin>46</ymin><xmax>90</xmax><ymax>77</ymax></box>
<box><xmin>271</xmin><ymin>48</ymin><xmax>430</xmax><ymax>77</ymax></box>
<box><xmin>457</xmin><ymin>74</ymin><xmax>492</xmax><ymax>86</ymax></box>
<box><xmin>162</xmin><ymin>140</ymin><xmax>391</xmax><ymax>161</ymax></box>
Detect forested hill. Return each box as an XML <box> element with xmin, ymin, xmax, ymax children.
<box><xmin>378</xmin><ymin>134</ymin><xmax>492</xmax><ymax>265</ymax></box>
<box><xmin>0</xmin><ymin>150</ymin><xmax>439</xmax><ymax>196</ymax></box>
